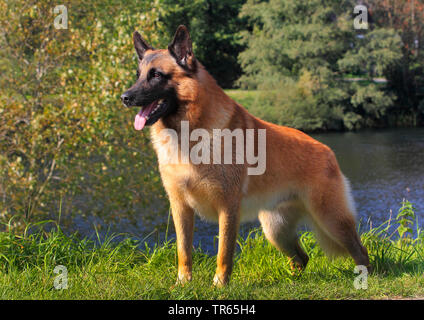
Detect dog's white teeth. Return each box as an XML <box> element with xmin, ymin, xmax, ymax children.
<box><xmin>150</xmin><ymin>100</ymin><xmax>163</xmax><ymax>116</ymax></box>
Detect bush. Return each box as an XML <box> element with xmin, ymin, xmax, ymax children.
<box><xmin>0</xmin><ymin>0</ymin><xmax>168</xmax><ymax>230</ymax></box>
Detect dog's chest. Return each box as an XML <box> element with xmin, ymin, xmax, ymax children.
<box><xmin>151</xmin><ymin>128</ymin><xmax>218</xmax><ymax>220</ymax></box>
<box><xmin>162</xmin><ymin>165</ymin><xmax>220</xmax><ymax>222</ymax></box>
<box><xmin>151</xmin><ymin>127</ymin><xmax>181</xmax><ymax>165</ymax></box>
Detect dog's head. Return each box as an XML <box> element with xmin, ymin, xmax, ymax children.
<box><xmin>121</xmin><ymin>25</ymin><xmax>198</xmax><ymax>131</ymax></box>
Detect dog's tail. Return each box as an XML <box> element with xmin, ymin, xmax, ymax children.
<box><xmin>308</xmin><ymin>175</ymin><xmax>358</xmax><ymax>259</ymax></box>
<box><xmin>311</xmin><ymin>223</ymin><xmax>349</xmax><ymax>259</ymax></box>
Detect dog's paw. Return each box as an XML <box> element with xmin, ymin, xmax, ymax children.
<box><xmin>170</xmin><ymin>273</ymin><xmax>192</xmax><ymax>290</ymax></box>
<box><xmin>212</xmin><ymin>274</ymin><xmax>228</xmax><ymax>287</ymax></box>
<box><xmin>288</xmin><ymin>259</ymin><xmax>306</xmax><ymax>277</ymax></box>
<box><xmin>177</xmin><ymin>272</ymin><xmax>192</xmax><ymax>285</ymax></box>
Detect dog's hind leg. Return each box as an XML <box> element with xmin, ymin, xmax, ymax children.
<box><xmin>259</xmin><ymin>204</ymin><xmax>309</xmax><ymax>270</ymax></box>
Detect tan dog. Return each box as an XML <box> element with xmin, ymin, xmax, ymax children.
<box><xmin>121</xmin><ymin>25</ymin><xmax>370</xmax><ymax>286</ymax></box>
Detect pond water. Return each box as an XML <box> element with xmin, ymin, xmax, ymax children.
<box><xmin>74</xmin><ymin>127</ymin><xmax>424</xmax><ymax>253</ymax></box>
<box><xmin>312</xmin><ymin>128</ymin><xmax>424</xmax><ymax>229</ymax></box>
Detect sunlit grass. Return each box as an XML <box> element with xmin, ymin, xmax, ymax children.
<box><xmin>0</xmin><ymin>201</ymin><xmax>423</xmax><ymax>299</ymax></box>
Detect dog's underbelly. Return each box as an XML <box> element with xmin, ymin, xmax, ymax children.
<box><xmin>184</xmin><ymin>192</ymin><xmax>219</xmax><ymax>222</ymax></box>
<box><xmin>240</xmin><ymin>191</ymin><xmax>301</xmax><ymax>222</ymax></box>
<box><xmin>184</xmin><ymin>187</ymin><xmax>300</xmax><ymax>224</ymax></box>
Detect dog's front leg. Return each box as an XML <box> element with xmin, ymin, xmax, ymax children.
<box><xmin>170</xmin><ymin>197</ymin><xmax>195</xmax><ymax>285</ymax></box>
<box><xmin>214</xmin><ymin>205</ymin><xmax>240</xmax><ymax>287</ymax></box>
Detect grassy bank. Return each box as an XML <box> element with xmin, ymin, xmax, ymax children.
<box><xmin>1</xmin><ymin>203</ymin><xmax>423</xmax><ymax>300</ymax></box>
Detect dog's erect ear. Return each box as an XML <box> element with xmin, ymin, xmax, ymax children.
<box><xmin>168</xmin><ymin>25</ymin><xmax>196</xmax><ymax>71</ymax></box>
<box><xmin>133</xmin><ymin>31</ymin><xmax>153</xmax><ymax>60</ymax></box>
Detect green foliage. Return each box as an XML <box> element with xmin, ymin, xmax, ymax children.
<box><xmin>237</xmin><ymin>0</ymin><xmax>422</xmax><ymax>131</ymax></box>
<box><xmin>369</xmin><ymin>0</ymin><xmax>424</xmax><ymax>125</ymax></box>
<box><xmin>0</xmin><ymin>0</ymin><xmax>168</xmax><ymax>229</ymax></box>
<box><xmin>238</xmin><ymin>0</ymin><xmax>353</xmax><ymax>87</ymax></box>
<box><xmin>396</xmin><ymin>200</ymin><xmax>416</xmax><ymax>239</ymax></box>
<box><xmin>338</xmin><ymin>29</ymin><xmax>403</xmax><ymax>78</ymax></box>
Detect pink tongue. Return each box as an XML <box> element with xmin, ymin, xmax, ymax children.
<box><xmin>134</xmin><ymin>113</ymin><xmax>147</xmax><ymax>131</ymax></box>
<box><xmin>134</xmin><ymin>101</ymin><xmax>157</xmax><ymax>131</ymax></box>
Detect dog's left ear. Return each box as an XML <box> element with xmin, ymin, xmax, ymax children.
<box><xmin>168</xmin><ymin>25</ymin><xmax>196</xmax><ymax>71</ymax></box>
<box><xmin>133</xmin><ymin>31</ymin><xmax>153</xmax><ymax>60</ymax></box>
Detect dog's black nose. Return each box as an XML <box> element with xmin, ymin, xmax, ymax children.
<box><xmin>121</xmin><ymin>93</ymin><xmax>131</xmax><ymax>106</ymax></box>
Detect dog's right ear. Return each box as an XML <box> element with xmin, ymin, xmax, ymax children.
<box><xmin>168</xmin><ymin>25</ymin><xmax>196</xmax><ymax>71</ymax></box>
<box><xmin>133</xmin><ymin>31</ymin><xmax>153</xmax><ymax>60</ymax></box>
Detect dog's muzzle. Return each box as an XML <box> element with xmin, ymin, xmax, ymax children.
<box><xmin>121</xmin><ymin>92</ymin><xmax>132</xmax><ymax>107</ymax></box>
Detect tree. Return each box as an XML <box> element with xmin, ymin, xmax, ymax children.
<box><xmin>368</xmin><ymin>0</ymin><xmax>424</xmax><ymax>125</ymax></box>
<box><xmin>237</xmin><ymin>0</ymin><xmax>407</xmax><ymax>130</ymax></box>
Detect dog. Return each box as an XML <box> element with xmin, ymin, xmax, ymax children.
<box><xmin>121</xmin><ymin>25</ymin><xmax>370</xmax><ymax>286</ymax></box>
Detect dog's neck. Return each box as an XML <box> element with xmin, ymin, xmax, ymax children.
<box><xmin>153</xmin><ymin>63</ymin><xmax>236</xmax><ymax>135</ymax></box>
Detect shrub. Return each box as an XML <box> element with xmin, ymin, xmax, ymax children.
<box><xmin>0</xmin><ymin>0</ymin><xmax>168</xmax><ymax>230</ymax></box>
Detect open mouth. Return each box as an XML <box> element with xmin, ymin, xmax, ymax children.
<box><xmin>134</xmin><ymin>99</ymin><xmax>167</xmax><ymax>131</ymax></box>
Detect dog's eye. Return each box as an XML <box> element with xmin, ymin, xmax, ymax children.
<box><xmin>136</xmin><ymin>70</ymin><xmax>140</xmax><ymax>79</ymax></box>
<box><xmin>149</xmin><ymin>69</ymin><xmax>162</xmax><ymax>80</ymax></box>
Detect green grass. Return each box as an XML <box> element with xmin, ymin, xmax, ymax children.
<box><xmin>1</xmin><ymin>204</ymin><xmax>423</xmax><ymax>300</ymax></box>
